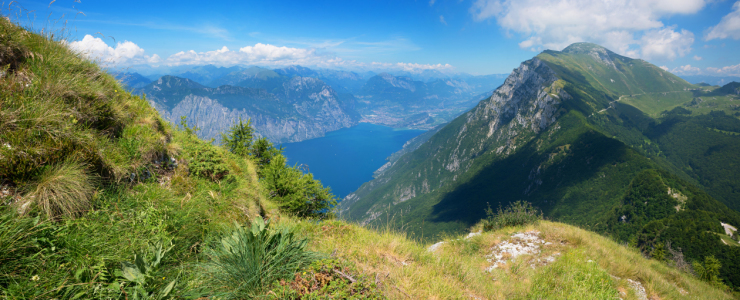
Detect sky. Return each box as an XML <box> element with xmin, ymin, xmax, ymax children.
<box><xmin>8</xmin><ymin>0</ymin><xmax>740</xmax><ymax>76</ymax></box>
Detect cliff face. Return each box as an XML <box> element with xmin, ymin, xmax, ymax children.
<box><xmin>144</xmin><ymin>76</ymin><xmax>358</xmax><ymax>143</ymax></box>
<box><xmin>340</xmin><ymin>57</ymin><xmax>569</xmax><ymax>220</ymax></box>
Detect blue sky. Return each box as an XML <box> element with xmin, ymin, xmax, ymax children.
<box><xmin>10</xmin><ymin>0</ymin><xmax>740</xmax><ymax>76</ymax></box>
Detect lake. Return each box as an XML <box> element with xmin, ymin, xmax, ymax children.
<box><xmin>281</xmin><ymin>123</ymin><xmax>424</xmax><ymax>199</ymax></box>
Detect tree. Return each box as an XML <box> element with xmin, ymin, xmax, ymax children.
<box><xmin>251</xmin><ymin>137</ymin><xmax>282</xmax><ymax>173</ymax></box>
<box><xmin>221</xmin><ymin>117</ymin><xmax>254</xmax><ymax>157</ymax></box>
<box><xmin>261</xmin><ymin>155</ymin><xmax>336</xmax><ymax>219</ymax></box>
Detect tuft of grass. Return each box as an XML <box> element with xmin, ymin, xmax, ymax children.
<box><xmin>483</xmin><ymin>200</ymin><xmax>543</xmax><ymax>232</ymax></box>
<box><xmin>19</xmin><ymin>161</ymin><xmax>96</xmax><ymax>219</ymax></box>
<box><xmin>200</xmin><ymin>218</ymin><xmax>321</xmax><ymax>298</ymax></box>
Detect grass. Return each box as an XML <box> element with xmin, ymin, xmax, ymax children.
<box><xmin>200</xmin><ymin>218</ymin><xmax>320</xmax><ymax>298</ymax></box>
<box><xmin>619</xmin><ymin>91</ymin><xmax>695</xmax><ymax>116</ymax></box>
<box><xmin>288</xmin><ymin>218</ymin><xmax>736</xmax><ymax>299</ymax></box>
<box><xmin>0</xmin><ymin>16</ymin><xmax>736</xmax><ymax>300</ymax></box>
<box><xmin>19</xmin><ymin>161</ymin><xmax>96</xmax><ymax>219</ymax></box>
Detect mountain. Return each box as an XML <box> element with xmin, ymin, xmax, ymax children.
<box><xmin>340</xmin><ymin>42</ymin><xmax>740</xmax><ymax>286</ymax></box>
<box><xmin>113</xmin><ymin>72</ymin><xmax>152</xmax><ymax>89</ymax></box>
<box><xmin>680</xmin><ymin>75</ymin><xmax>740</xmax><ymax>86</ymax></box>
<box><xmin>355</xmin><ymin>73</ymin><xmax>504</xmax><ymax>129</ymax></box>
<box><xmin>3</xmin><ymin>18</ymin><xmax>736</xmax><ymax>300</ymax></box>
<box><xmin>140</xmin><ymin>75</ymin><xmax>359</xmax><ymax>143</ymax></box>
<box><xmin>173</xmin><ymin>64</ymin><xmax>243</xmax><ymax>86</ymax></box>
<box><xmin>274</xmin><ymin>66</ymin><xmax>368</xmax><ymax>95</ymax></box>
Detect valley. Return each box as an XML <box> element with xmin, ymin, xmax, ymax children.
<box><xmin>122</xmin><ymin>66</ymin><xmax>505</xmax><ymax>143</ymax></box>
<box><xmin>4</xmin><ymin>1</ymin><xmax>740</xmax><ymax>297</ymax></box>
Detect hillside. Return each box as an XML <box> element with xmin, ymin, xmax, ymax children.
<box><xmin>2</xmin><ymin>18</ymin><xmax>738</xmax><ymax>299</ymax></box>
<box><xmin>340</xmin><ymin>43</ymin><xmax>740</xmax><ymax>287</ymax></box>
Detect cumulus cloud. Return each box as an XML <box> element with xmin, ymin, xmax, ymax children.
<box><xmin>469</xmin><ymin>0</ymin><xmax>704</xmax><ymax>60</ymax></box>
<box><xmin>440</xmin><ymin>15</ymin><xmax>447</xmax><ymax>25</ymax></box>
<box><xmin>639</xmin><ymin>27</ymin><xmax>694</xmax><ymax>60</ymax></box>
<box><xmin>69</xmin><ymin>35</ymin><xmax>161</xmax><ymax>66</ymax></box>
<box><xmin>707</xmin><ymin>63</ymin><xmax>740</xmax><ymax>76</ymax></box>
<box><xmin>160</xmin><ymin>43</ymin><xmax>454</xmax><ymax>72</ymax></box>
<box><xmin>667</xmin><ymin>63</ymin><xmax>740</xmax><ymax>77</ymax></box>
<box><xmin>694</xmin><ymin>55</ymin><xmax>702</xmax><ymax>60</ymax></box>
<box><xmin>706</xmin><ymin>1</ymin><xmax>740</xmax><ymax>40</ymax></box>
<box><xmin>69</xmin><ymin>34</ymin><xmax>453</xmax><ymax>73</ymax></box>
<box><xmin>671</xmin><ymin>64</ymin><xmax>702</xmax><ymax>75</ymax></box>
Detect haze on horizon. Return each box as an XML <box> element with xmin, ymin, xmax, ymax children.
<box><xmin>11</xmin><ymin>0</ymin><xmax>740</xmax><ymax>77</ymax></box>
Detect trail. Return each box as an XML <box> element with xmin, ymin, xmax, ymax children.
<box><xmin>588</xmin><ymin>90</ymin><xmax>689</xmax><ymax>117</ymax></box>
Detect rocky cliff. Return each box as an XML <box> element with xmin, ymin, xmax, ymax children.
<box><xmin>143</xmin><ymin>75</ymin><xmax>358</xmax><ymax>143</ymax></box>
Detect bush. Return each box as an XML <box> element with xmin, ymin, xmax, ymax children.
<box><xmin>201</xmin><ymin>218</ymin><xmax>320</xmax><ymax>298</ymax></box>
<box><xmin>187</xmin><ymin>144</ymin><xmax>230</xmax><ymax>181</ymax></box>
<box><xmin>262</xmin><ymin>155</ymin><xmax>337</xmax><ymax>219</ymax></box>
<box><xmin>693</xmin><ymin>256</ymin><xmax>727</xmax><ymax>289</ymax></box>
<box><xmin>482</xmin><ymin>201</ymin><xmax>542</xmax><ymax>232</ymax></box>
<box><xmin>19</xmin><ymin>161</ymin><xmax>96</xmax><ymax>219</ymax></box>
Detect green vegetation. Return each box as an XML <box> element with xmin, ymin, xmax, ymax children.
<box><xmin>482</xmin><ymin>201</ymin><xmax>542</xmax><ymax>231</ymax></box>
<box><xmin>200</xmin><ymin>218</ymin><xmax>320</xmax><ymax>298</ymax></box>
<box><xmin>1</xmin><ymin>20</ymin><xmax>737</xmax><ymax>300</ymax></box>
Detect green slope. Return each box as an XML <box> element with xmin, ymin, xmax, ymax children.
<box><xmin>340</xmin><ymin>42</ymin><xmax>740</xmax><ymax>287</ymax></box>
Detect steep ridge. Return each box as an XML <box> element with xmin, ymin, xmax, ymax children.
<box><xmin>340</xmin><ymin>43</ymin><xmax>740</xmax><ymax>286</ymax></box>
<box><xmin>142</xmin><ymin>75</ymin><xmax>358</xmax><ymax>143</ymax></box>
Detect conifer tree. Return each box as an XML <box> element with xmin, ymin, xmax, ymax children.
<box><xmin>221</xmin><ymin>117</ymin><xmax>254</xmax><ymax>157</ymax></box>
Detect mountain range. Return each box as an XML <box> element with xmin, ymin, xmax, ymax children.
<box><xmin>120</xmin><ymin>65</ymin><xmax>506</xmax><ymax>143</ymax></box>
<box><xmin>339</xmin><ymin>42</ymin><xmax>740</xmax><ymax>286</ymax></box>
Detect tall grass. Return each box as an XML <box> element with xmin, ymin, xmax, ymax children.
<box><xmin>19</xmin><ymin>161</ymin><xmax>96</xmax><ymax>219</ymax></box>
<box><xmin>0</xmin><ymin>209</ymin><xmax>50</xmax><ymax>287</ymax></box>
<box><xmin>201</xmin><ymin>218</ymin><xmax>320</xmax><ymax>298</ymax></box>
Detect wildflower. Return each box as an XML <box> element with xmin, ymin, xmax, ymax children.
<box><xmin>31</xmin><ymin>275</ymin><xmax>39</xmax><ymax>281</ymax></box>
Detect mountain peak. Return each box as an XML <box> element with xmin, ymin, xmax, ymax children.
<box><xmin>561</xmin><ymin>42</ymin><xmax>610</xmax><ymax>54</ymax></box>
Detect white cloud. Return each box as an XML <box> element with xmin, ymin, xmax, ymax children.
<box><xmin>429</xmin><ymin>0</ymin><xmax>436</xmax><ymax>6</ymax></box>
<box><xmin>370</xmin><ymin>62</ymin><xmax>453</xmax><ymax>72</ymax></box>
<box><xmin>671</xmin><ymin>64</ymin><xmax>702</xmax><ymax>75</ymax></box>
<box><xmin>707</xmin><ymin>63</ymin><xmax>740</xmax><ymax>76</ymax></box>
<box><xmin>157</xmin><ymin>43</ymin><xmax>453</xmax><ymax>72</ymax></box>
<box><xmin>70</xmin><ymin>34</ymin><xmax>454</xmax><ymax>73</ymax></box>
<box><xmin>706</xmin><ymin>1</ymin><xmax>740</xmax><ymax>40</ymax></box>
<box><xmin>469</xmin><ymin>0</ymin><xmax>704</xmax><ymax>60</ymax></box>
<box><xmin>639</xmin><ymin>27</ymin><xmax>694</xmax><ymax>60</ymax></box>
<box><xmin>694</xmin><ymin>55</ymin><xmax>703</xmax><ymax>60</ymax></box>
<box><xmin>667</xmin><ymin>63</ymin><xmax>740</xmax><ymax>77</ymax></box>
<box><xmin>69</xmin><ymin>35</ymin><xmax>161</xmax><ymax>66</ymax></box>
<box><xmin>659</xmin><ymin>65</ymin><xmax>669</xmax><ymax>71</ymax></box>
<box><xmin>440</xmin><ymin>15</ymin><xmax>447</xmax><ymax>25</ymax></box>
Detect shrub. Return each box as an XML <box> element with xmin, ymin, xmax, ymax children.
<box><xmin>201</xmin><ymin>218</ymin><xmax>320</xmax><ymax>298</ymax></box>
<box><xmin>482</xmin><ymin>201</ymin><xmax>542</xmax><ymax>232</ymax></box>
<box><xmin>187</xmin><ymin>144</ymin><xmax>230</xmax><ymax>181</ymax></box>
<box><xmin>693</xmin><ymin>256</ymin><xmax>726</xmax><ymax>289</ymax></box>
<box><xmin>19</xmin><ymin>161</ymin><xmax>96</xmax><ymax>219</ymax></box>
<box><xmin>262</xmin><ymin>155</ymin><xmax>336</xmax><ymax>219</ymax></box>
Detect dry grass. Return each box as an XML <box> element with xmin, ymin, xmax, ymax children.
<box><xmin>284</xmin><ymin>219</ymin><xmax>736</xmax><ymax>299</ymax></box>
<box><xmin>19</xmin><ymin>161</ymin><xmax>96</xmax><ymax>219</ymax></box>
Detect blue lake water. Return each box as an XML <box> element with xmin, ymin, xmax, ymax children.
<box><xmin>281</xmin><ymin>123</ymin><xmax>424</xmax><ymax>199</ymax></box>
